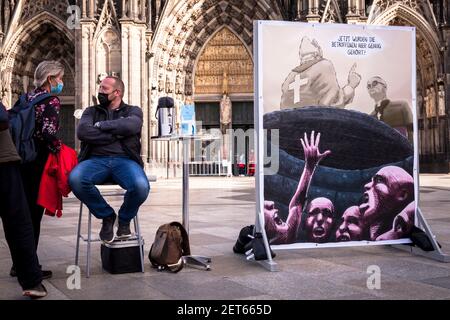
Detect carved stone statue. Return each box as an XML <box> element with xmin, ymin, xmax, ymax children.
<box><xmin>22</xmin><ymin>75</ymin><xmax>29</xmax><ymax>93</ymax></box>
<box><xmin>4</xmin><ymin>0</ymin><xmax>16</xmax><ymax>30</ymax></box>
<box><xmin>0</xmin><ymin>69</ymin><xmax>10</xmax><ymax>108</ymax></box>
<box><xmin>220</xmin><ymin>94</ymin><xmax>232</xmax><ymax>127</ymax></box>
<box><xmin>4</xmin><ymin>0</ymin><xmax>11</xmax><ymax>32</ymax></box>
<box><xmin>220</xmin><ymin>93</ymin><xmax>232</xmax><ymax>161</ymax></box>
<box><xmin>429</xmin><ymin>87</ymin><xmax>436</xmax><ymax>117</ymax></box>
<box><xmin>97</xmin><ymin>72</ymin><xmax>108</xmax><ymax>84</ymax></box>
<box><xmin>425</xmin><ymin>88</ymin><xmax>431</xmax><ymax>117</ymax></box>
<box><xmin>438</xmin><ymin>86</ymin><xmax>445</xmax><ymax>116</ymax></box>
<box><xmin>222</xmin><ymin>70</ymin><xmax>229</xmax><ymax>95</ymax></box>
<box><xmin>175</xmin><ymin>74</ymin><xmax>182</xmax><ymax>94</ymax></box>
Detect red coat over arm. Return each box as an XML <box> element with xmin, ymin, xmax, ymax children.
<box><xmin>37</xmin><ymin>144</ymin><xmax>78</xmax><ymax>217</ymax></box>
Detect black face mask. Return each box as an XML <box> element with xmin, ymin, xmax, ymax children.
<box><xmin>97</xmin><ymin>92</ymin><xmax>111</xmax><ymax>107</ymax></box>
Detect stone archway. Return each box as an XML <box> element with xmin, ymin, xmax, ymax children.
<box><xmin>95</xmin><ymin>28</ymin><xmax>122</xmax><ymax>81</ymax></box>
<box><xmin>371</xmin><ymin>2</ymin><xmax>446</xmax><ymax>171</ymax></box>
<box><xmin>10</xmin><ymin>23</ymin><xmax>75</xmax><ymax>99</ymax></box>
<box><xmin>148</xmin><ymin>0</ymin><xmax>282</xmax><ymax>173</ymax></box>
<box><xmin>192</xmin><ymin>26</ymin><xmax>255</xmax><ymax>174</ymax></box>
<box><xmin>150</xmin><ymin>0</ymin><xmax>281</xmax><ymax>108</ymax></box>
<box><xmin>1</xmin><ymin>12</ymin><xmax>76</xmax><ymax>146</ymax></box>
<box><xmin>1</xmin><ymin>10</ymin><xmax>75</xmax><ymax>103</ymax></box>
<box><xmin>194</xmin><ymin>27</ymin><xmax>253</xmax><ymax>97</ymax></box>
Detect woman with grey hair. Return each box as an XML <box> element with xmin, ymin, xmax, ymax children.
<box><xmin>10</xmin><ymin>60</ymin><xmax>65</xmax><ymax>280</ymax></box>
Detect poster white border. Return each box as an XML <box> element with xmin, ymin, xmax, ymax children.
<box><xmin>254</xmin><ymin>20</ymin><xmax>418</xmax><ymax>249</ymax></box>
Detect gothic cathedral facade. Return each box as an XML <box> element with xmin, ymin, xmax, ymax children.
<box><xmin>1</xmin><ymin>0</ymin><xmax>449</xmax><ymax>175</ymax></box>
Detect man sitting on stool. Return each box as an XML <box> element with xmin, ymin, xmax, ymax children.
<box><xmin>69</xmin><ymin>76</ymin><xmax>150</xmax><ymax>243</ymax></box>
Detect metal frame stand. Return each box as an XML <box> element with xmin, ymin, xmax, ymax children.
<box><xmin>243</xmin><ymin>208</ymin><xmax>278</xmax><ymax>272</ymax></box>
<box><xmin>250</xmin><ymin>205</ymin><xmax>450</xmax><ymax>271</ymax></box>
<box><xmin>181</xmin><ymin>137</ymin><xmax>211</xmax><ymax>270</ymax></box>
<box><xmin>391</xmin><ymin>207</ymin><xmax>450</xmax><ymax>262</ymax></box>
<box><xmin>249</xmin><ymin>205</ymin><xmax>450</xmax><ymax>270</ymax></box>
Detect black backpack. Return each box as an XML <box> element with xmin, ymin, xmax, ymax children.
<box><xmin>233</xmin><ymin>225</ymin><xmax>255</xmax><ymax>254</ymax></box>
<box><xmin>8</xmin><ymin>93</ymin><xmax>53</xmax><ymax>163</ymax></box>
<box><xmin>233</xmin><ymin>225</ymin><xmax>276</xmax><ymax>260</ymax></box>
<box><xmin>410</xmin><ymin>226</ymin><xmax>441</xmax><ymax>252</ymax></box>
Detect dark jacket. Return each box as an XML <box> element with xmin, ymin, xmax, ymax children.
<box><xmin>0</xmin><ymin>103</ymin><xmax>21</xmax><ymax>163</ymax></box>
<box><xmin>0</xmin><ymin>103</ymin><xmax>9</xmax><ymax>131</ymax></box>
<box><xmin>77</xmin><ymin>102</ymin><xmax>144</xmax><ymax>167</ymax></box>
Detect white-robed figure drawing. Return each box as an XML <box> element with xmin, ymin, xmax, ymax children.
<box><xmin>280</xmin><ymin>36</ymin><xmax>361</xmax><ymax>109</ymax></box>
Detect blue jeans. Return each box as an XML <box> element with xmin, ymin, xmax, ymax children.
<box><xmin>69</xmin><ymin>156</ymin><xmax>150</xmax><ymax>223</ymax></box>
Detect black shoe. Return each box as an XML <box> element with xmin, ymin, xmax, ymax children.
<box><xmin>41</xmin><ymin>270</ymin><xmax>52</xmax><ymax>279</ymax></box>
<box><xmin>100</xmin><ymin>214</ymin><xmax>116</xmax><ymax>243</ymax></box>
<box><xmin>11</xmin><ymin>266</ymin><xmax>52</xmax><ymax>279</ymax></box>
<box><xmin>9</xmin><ymin>266</ymin><xmax>16</xmax><ymax>277</ymax></box>
<box><xmin>233</xmin><ymin>225</ymin><xmax>255</xmax><ymax>254</ymax></box>
<box><xmin>116</xmin><ymin>222</ymin><xmax>132</xmax><ymax>240</ymax></box>
<box><xmin>22</xmin><ymin>283</ymin><xmax>47</xmax><ymax>299</ymax></box>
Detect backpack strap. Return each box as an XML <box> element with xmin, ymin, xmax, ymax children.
<box><xmin>9</xmin><ymin>94</ymin><xmax>29</xmax><ymax>114</ymax></box>
<box><xmin>27</xmin><ymin>93</ymin><xmax>54</xmax><ymax>108</ymax></box>
<box><xmin>148</xmin><ymin>244</ymin><xmax>161</xmax><ymax>267</ymax></box>
<box><xmin>170</xmin><ymin>221</ymin><xmax>191</xmax><ymax>256</ymax></box>
<box><xmin>166</xmin><ymin>257</ymin><xmax>184</xmax><ymax>273</ymax></box>
<box><xmin>19</xmin><ymin>94</ymin><xmax>29</xmax><ymax>105</ymax></box>
<box><xmin>149</xmin><ymin>224</ymin><xmax>170</xmax><ymax>265</ymax></box>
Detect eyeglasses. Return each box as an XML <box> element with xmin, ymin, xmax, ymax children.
<box><xmin>367</xmin><ymin>81</ymin><xmax>385</xmax><ymax>89</ymax></box>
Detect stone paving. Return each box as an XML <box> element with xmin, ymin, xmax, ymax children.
<box><xmin>1</xmin><ymin>175</ymin><xmax>450</xmax><ymax>300</ymax></box>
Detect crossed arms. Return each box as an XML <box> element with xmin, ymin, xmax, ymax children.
<box><xmin>77</xmin><ymin>106</ymin><xmax>143</xmax><ymax>145</ymax></box>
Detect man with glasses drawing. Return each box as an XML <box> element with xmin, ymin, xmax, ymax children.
<box><xmin>367</xmin><ymin>76</ymin><xmax>413</xmax><ymax>142</ymax></box>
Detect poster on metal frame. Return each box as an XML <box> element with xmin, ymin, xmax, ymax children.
<box><xmin>254</xmin><ymin>21</ymin><xmax>418</xmax><ymax>250</ymax></box>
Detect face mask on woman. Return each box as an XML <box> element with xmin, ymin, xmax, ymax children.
<box><xmin>50</xmin><ymin>78</ymin><xmax>64</xmax><ymax>94</ymax></box>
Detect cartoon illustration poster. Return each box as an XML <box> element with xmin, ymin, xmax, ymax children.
<box><xmin>255</xmin><ymin>21</ymin><xmax>417</xmax><ymax>248</ymax></box>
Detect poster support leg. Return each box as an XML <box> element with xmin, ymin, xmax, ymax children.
<box><xmin>181</xmin><ymin>137</ymin><xmax>211</xmax><ymax>271</ymax></box>
<box><xmin>391</xmin><ymin>244</ymin><xmax>450</xmax><ymax>262</ymax></box>
<box><xmin>391</xmin><ymin>207</ymin><xmax>450</xmax><ymax>262</ymax></box>
<box><xmin>258</xmin><ymin>214</ymin><xmax>278</xmax><ymax>271</ymax></box>
<box><xmin>247</xmin><ymin>208</ymin><xmax>278</xmax><ymax>272</ymax></box>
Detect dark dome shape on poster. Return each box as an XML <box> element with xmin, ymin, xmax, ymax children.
<box><xmin>263</xmin><ymin>107</ymin><xmax>413</xmax><ymax>170</ymax></box>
